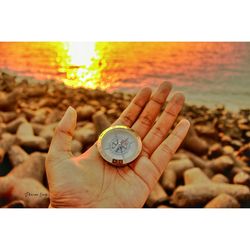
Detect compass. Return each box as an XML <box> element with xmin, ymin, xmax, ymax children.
<box><xmin>97</xmin><ymin>125</ymin><xmax>142</xmax><ymax>167</ymax></box>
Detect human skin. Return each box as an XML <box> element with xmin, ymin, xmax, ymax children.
<box><xmin>45</xmin><ymin>82</ymin><xmax>190</xmax><ymax>207</ymax></box>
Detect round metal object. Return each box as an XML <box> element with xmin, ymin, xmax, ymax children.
<box><xmin>97</xmin><ymin>125</ymin><xmax>142</xmax><ymax>167</ymax></box>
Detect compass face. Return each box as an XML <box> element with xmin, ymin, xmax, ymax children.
<box><xmin>97</xmin><ymin>125</ymin><xmax>142</xmax><ymax>167</ymax></box>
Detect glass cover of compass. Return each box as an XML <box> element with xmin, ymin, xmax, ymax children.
<box><xmin>97</xmin><ymin>125</ymin><xmax>142</xmax><ymax>167</ymax></box>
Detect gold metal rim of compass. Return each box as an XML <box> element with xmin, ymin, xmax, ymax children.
<box><xmin>97</xmin><ymin>125</ymin><xmax>142</xmax><ymax>167</ymax></box>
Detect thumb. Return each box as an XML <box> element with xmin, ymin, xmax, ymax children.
<box><xmin>48</xmin><ymin>106</ymin><xmax>77</xmax><ymax>162</ymax></box>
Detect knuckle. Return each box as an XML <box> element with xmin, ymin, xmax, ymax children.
<box><xmin>151</xmin><ymin>96</ymin><xmax>164</xmax><ymax>105</ymax></box>
<box><xmin>139</xmin><ymin>113</ymin><xmax>153</xmax><ymax>127</ymax></box>
<box><xmin>55</xmin><ymin>126</ymin><xmax>73</xmax><ymax>137</ymax></box>
<box><xmin>172</xmin><ymin>132</ymin><xmax>183</xmax><ymax>143</ymax></box>
<box><xmin>152</xmin><ymin>126</ymin><xmax>166</xmax><ymax>140</ymax></box>
<box><xmin>121</xmin><ymin>114</ymin><xmax>134</xmax><ymax>126</ymax></box>
<box><xmin>164</xmin><ymin>109</ymin><xmax>176</xmax><ymax>118</ymax></box>
<box><xmin>161</xmin><ymin>143</ymin><xmax>174</xmax><ymax>157</ymax></box>
<box><xmin>142</xmin><ymin>142</ymin><xmax>151</xmax><ymax>157</ymax></box>
<box><xmin>45</xmin><ymin>153</ymin><xmax>55</xmax><ymax>166</ymax></box>
<box><xmin>133</xmin><ymin>99</ymin><xmax>145</xmax><ymax>109</ymax></box>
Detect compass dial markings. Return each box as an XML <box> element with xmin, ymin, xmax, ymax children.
<box><xmin>97</xmin><ymin>125</ymin><xmax>142</xmax><ymax>167</ymax></box>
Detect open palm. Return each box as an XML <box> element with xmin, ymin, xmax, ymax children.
<box><xmin>45</xmin><ymin>82</ymin><xmax>190</xmax><ymax>207</ymax></box>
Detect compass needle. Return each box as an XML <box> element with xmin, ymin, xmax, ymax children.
<box><xmin>97</xmin><ymin>125</ymin><xmax>142</xmax><ymax>167</ymax></box>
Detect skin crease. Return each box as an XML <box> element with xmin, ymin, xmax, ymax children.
<box><xmin>45</xmin><ymin>82</ymin><xmax>190</xmax><ymax>208</ymax></box>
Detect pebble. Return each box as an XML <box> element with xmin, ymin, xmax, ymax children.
<box><xmin>76</xmin><ymin>105</ymin><xmax>96</xmax><ymax>120</ymax></box>
<box><xmin>233</xmin><ymin>172</ymin><xmax>250</xmax><ymax>185</ymax></box>
<box><xmin>205</xmin><ymin>193</ymin><xmax>240</xmax><ymax>208</ymax></box>
<box><xmin>211</xmin><ymin>174</ymin><xmax>229</xmax><ymax>184</ymax></box>
<box><xmin>208</xmin><ymin>143</ymin><xmax>223</xmax><ymax>159</ymax></box>
<box><xmin>223</xmin><ymin>145</ymin><xmax>235</xmax><ymax>155</ymax></box>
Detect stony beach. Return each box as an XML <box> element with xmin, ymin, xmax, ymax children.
<box><xmin>0</xmin><ymin>70</ymin><xmax>250</xmax><ymax>208</ymax></box>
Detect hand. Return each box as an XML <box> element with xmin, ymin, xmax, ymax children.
<box><xmin>45</xmin><ymin>82</ymin><xmax>190</xmax><ymax>208</ymax></box>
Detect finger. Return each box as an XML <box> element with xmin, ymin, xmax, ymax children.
<box><xmin>132</xmin><ymin>155</ymin><xmax>161</xmax><ymax>191</ymax></box>
<box><xmin>112</xmin><ymin>87</ymin><xmax>152</xmax><ymax>127</ymax></box>
<box><xmin>48</xmin><ymin>106</ymin><xmax>77</xmax><ymax>162</ymax></box>
<box><xmin>132</xmin><ymin>81</ymin><xmax>172</xmax><ymax>139</ymax></box>
<box><xmin>150</xmin><ymin>119</ymin><xmax>190</xmax><ymax>175</ymax></box>
<box><xmin>142</xmin><ymin>92</ymin><xmax>185</xmax><ymax>156</ymax></box>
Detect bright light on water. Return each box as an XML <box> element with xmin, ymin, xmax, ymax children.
<box><xmin>0</xmin><ymin>42</ymin><xmax>249</xmax><ymax>110</ymax></box>
<box><xmin>55</xmin><ymin>42</ymin><xmax>107</xmax><ymax>89</ymax></box>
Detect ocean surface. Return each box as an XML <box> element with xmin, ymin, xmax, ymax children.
<box><xmin>0</xmin><ymin>42</ymin><xmax>249</xmax><ymax>111</ymax></box>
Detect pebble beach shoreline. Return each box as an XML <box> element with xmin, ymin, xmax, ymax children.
<box><xmin>0</xmin><ymin>70</ymin><xmax>250</xmax><ymax>208</ymax></box>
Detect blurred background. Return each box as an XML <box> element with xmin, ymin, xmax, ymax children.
<box><xmin>0</xmin><ymin>42</ymin><xmax>250</xmax><ymax>111</ymax></box>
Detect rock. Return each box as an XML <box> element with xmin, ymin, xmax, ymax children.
<box><xmin>233</xmin><ymin>172</ymin><xmax>250</xmax><ymax>186</ymax></box>
<box><xmin>5</xmin><ymin>117</ymin><xmax>27</xmax><ymax>133</ymax></box>
<box><xmin>0</xmin><ymin>133</ymin><xmax>16</xmax><ymax>162</ymax></box>
<box><xmin>0</xmin><ymin>123</ymin><xmax>6</xmax><ymax>136</ymax></box>
<box><xmin>238</xmin><ymin>144</ymin><xmax>250</xmax><ymax>166</ymax></box>
<box><xmin>245</xmin><ymin>131</ymin><xmax>250</xmax><ymax>139</ymax></box>
<box><xmin>74</xmin><ymin>123</ymin><xmax>97</xmax><ymax>146</ymax></box>
<box><xmin>30</xmin><ymin>108</ymin><xmax>51</xmax><ymax>124</ymax></box>
<box><xmin>220</xmin><ymin>134</ymin><xmax>232</xmax><ymax>145</ymax></box>
<box><xmin>182</xmin><ymin>150</ymin><xmax>212</xmax><ymax>177</ymax></box>
<box><xmin>71</xmin><ymin>140</ymin><xmax>82</xmax><ymax>156</ymax></box>
<box><xmin>156</xmin><ymin>205</ymin><xmax>172</xmax><ymax>208</ymax></box>
<box><xmin>183</xmin><ymin>121</ymin><xmax>208</xmax><ymax>156</ymax></box>
<box><xmin>183</xmin><ymin>167</ymin><xmax>210</xmax><ymax>185</ymax></box>
<box><xmin>241</xmin><ymin>166</ymin><xmax>250</xmax><ymax>175</ymax></box>
<box><xmin>24</xmin><ymin>85</ymin><xmax>47</xmax><ymax>97</ymax></box>
<box><xmin>38</xmin><ymin>123</ymin><xmax>57</xmax><ymax>143</ymax></box>
<box><xmin>2</xmin><ymin>200</ymin><xmax>26</xmax><ymax>208</ymax></box>
<box><xmin>0</xmin><ymin>176</ymin><xmax>49</xmax><ymax>208</ymax></box>
<box><xmin>8</xmin><ymin>145</ymin><xmax>29</xmax><ymax>167</ymax></box>
<box><xmin>167</xmin><ymin>158</ymin><xmax>194</xmax><ymax>179</ymax></box>
<box><xmin>223</xmin><ymin>145</ymin><xmax>235</xmax><ymax>155</ymax></box>
<box><xmin>32</xmin><ymin>123</ymin><xmax>45</xmax><ymax>135</ymax></box>
<box><xmin>205</xmin><ymin>193</ymin><xmax>240</xmax><ymax>208</ymax></box>
<box><xmin>172</xmin><ymin>152</ymin><xmax>190</xmax><ymax>160</ymax></box>
<box><xmin>88</xmin><ymin>100</ymin><xmax>101</xmax><ymax>108</ymax></box>
<box><xmin>76</xmin><ymin>105</ymin><xmax>96</xmax><ymax>120</ymax></box>
<box><xmin>106</xmin><ymin>109</ymin><xmax>117</xmax><ymax>116</ymax></box>
<box><xmin>45</xmin><ymin>109</ymin><xmax>63</xmax><ymax>124</ymax></box>
<box><xmin>238</xmin><ymin>118</ymin><xmax>248</xmax><ymax>125</ymax></box>
<box><xmin>208</xmin><ymin>143</ymin><xmax>223</xmax><ymax>159</ymax></box>
<box><xmin>9</xmin><ymin>152</ymin><xmax>46</xmax><ymax>183</ymax></box>
<box><xmin>211</xmin><ymin>174</ymin><xmax>229</xmax><ymax>184</ymax></box>
<box><xmin>230</xmin><ymin>140</ymin><xmax>243</xmax><ymax>150</ymax></box>
<box><xmin>238</xmin><ymin>124</ymin><xmax>250</xmax><ymax>131</ymax></box>
<box><xmin>160</xmin><ymin>168</ymin><xmax>177</xmax><ymax>191</ymax></box>
<box><xmin>16</xmin><ymin>122</ymin><xmax>47</xmax><ymax>150</ymax></box>
<box><xmin>171</xmin><ymin>168</ymin><xmax>250</xmax><ymax>207</ymax></box>
<box><xmin>0</xmin><ymin>111</ymin><xmax>17</xmax><ymax>123</ymax></box>
<box><xmin>0</xmin><ymin>90</ymin><xmax>19</xmax><ymax>111</ymax></box>
<box><xmin>92</xmin><ymin>111</ymin><xmax>111</xmax><ymax>136</ymax></box>
<box><xmin>208</xmin><ymin>155</ymin><xmax>234</xmax><ymax>173</ymax></box>
<box><xmin>195</xmin><ymin>124</ymin><xmax>218</xmax><ymax>139</ymax></box>
<box><xmin>146</xmin><ymin>182</ymin><xmax>168</xmax><ymax>207</ymax></box>
<box><xmin>238</xmin><ymin>144</ymin><xmax>250</xmax><ymax>158</ymax></box>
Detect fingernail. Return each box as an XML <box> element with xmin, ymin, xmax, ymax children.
<box><xmin>140</xmin><ymin>87</ymin><xmax>152</xmax><ymax>97</ymax></box>
<box><xmin>67</xmin><ymin>106</ymin><xmax>74</xmax><ymax>113</ymax></box>
<box><xmin>172</xmin><ymin>92</ymin><xmax>185</xmax><ymax>105</ymax></box>
<box><xmin>178</xmin><ymin>119</ymin><xmax>190</xmax><ymax>131</ymax></box>
<box><xmin>160</xmin><ymin>81</ymin><xmax>172</xmax><ymax>91</ymax></box>
<box><xmin>59</xmin><ymin>106</ymin><xmax>76</xmax><ymax>127</ymax></box>
<box><xmin>66</xmin><ymin>106</ymin><xmax>77</xmax><ymax>117</ymax></box>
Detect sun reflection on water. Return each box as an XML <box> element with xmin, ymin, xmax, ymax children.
<box><xmin>56</xmin><ymin>42</ymin><xmax>108</xmax><ymax>89</ymax></box>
